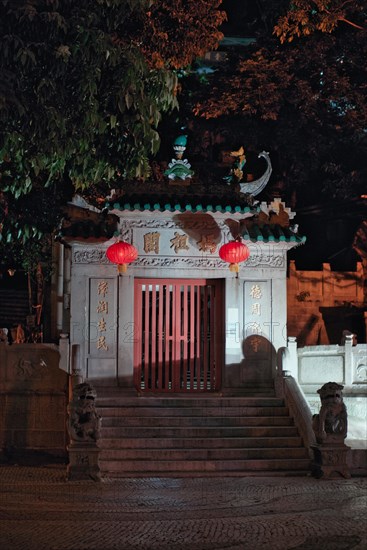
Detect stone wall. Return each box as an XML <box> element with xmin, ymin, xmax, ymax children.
<box><xmin>287</xmin><ymin>261</ymin><xmax>366</xmax><ymax>346</ymax></box>
<box><xmin>0</xmin><ymin>344</ymin><xmax>69</xmax><ymax>460</ymax></box>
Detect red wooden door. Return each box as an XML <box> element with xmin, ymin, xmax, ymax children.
<box><xmin>134</xmin><ymin>279</ymin><xmax>223</xmax><ymax>392</ymax></box>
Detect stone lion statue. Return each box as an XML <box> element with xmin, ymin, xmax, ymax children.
<box><xmin>67</xmin><ymin>382</ymin><xmax>101</xmax><ymax>443</ymax></box>
<box><xmin>312</xmin><ymin>382</ymin><xmax>348</xmax><ymax>444</ymax></box>
<box><xmin>0</xmin><ymin>328</ymin><xmax>8</xmax><ymax>344</ymax></box>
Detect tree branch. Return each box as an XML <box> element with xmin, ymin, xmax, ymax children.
<box><xmin>339</xmin><ymin>17</ymin><xmax>364</xmax><ymax>30</ymax></box>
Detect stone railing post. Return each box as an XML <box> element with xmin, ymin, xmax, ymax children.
<box><xmin>283</xmin><ymin>375</ymin><xmax>316</xmax><ymax>457</ymax></box>
<box><xmin>67</xmin><ymin>382</ymin><xmax>101</xmax><ymax>481</ymax></box>
<box><xmin>71</xmin><ymin>344</ymin><xmax>83</xmax><ymax>384</ymax></box>
<box><xmin>344</xmin><ymin>334</ymin><xmax>354</xmax><ymax>387</ymax></box>
<box><xmin>275</xmin><ymin>347</ymin><xmax>287</xmax><ymax>398</ymax></box>
<box><xmin>275</xmin><ymin>345</ymin><xmax>315</xmax><ymax>458</ymax></box>
<box><xmin>58</xmin><ymin>334</ymin><xmax>70</xmax><ymax>373</ymax></box>
<box><xmin>287</xmin><ymin>336</ymin><xmax>298</xmax><ymax>380</ymax></box>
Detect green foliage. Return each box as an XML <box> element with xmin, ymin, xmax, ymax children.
<box><xmin>274</xmin><ymin>0</ymin><xmax>364</xmax><ymax>43</ymax></box>
<box><xmin>0</xmin><ymin>0</ymin><xmax>225</xmax><ymax>260</ymax></box>
<box><xmin>0</xmin><ymin>0</ymin><xmax>178</xmax><ymax>193</ymax></box>
<box><xmin>192</xmin><ymin>0</ymin><xmax>367</xmax><ymax>204</ymax></box>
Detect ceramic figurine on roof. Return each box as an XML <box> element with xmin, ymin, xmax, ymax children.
<box><xmin>223</xmin><ymin>146</ymin><xmax>247</xmax><ymax>184</ymax></box>
<box><xmin>164</xmin><ymin>135</ymin><xmax>194</xmax><ymax>181</ymax></box>
<box><xmin>224</xmin><ymin>148</ymin><xmax>273</xmax><ymax>198</ymax></box>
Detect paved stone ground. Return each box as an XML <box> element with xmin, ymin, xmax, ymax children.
<box><xmin>0</xmin><ymin>466</ymin><xmax>366</xmax><ymax>550</ymax></box>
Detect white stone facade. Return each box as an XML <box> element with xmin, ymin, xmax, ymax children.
<box><xmin>69</xmin><ymin>208</ymin><xmax>299</xmax><ymax>388</ymax></box>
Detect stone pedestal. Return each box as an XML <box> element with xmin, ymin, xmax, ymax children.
<box><xmin>311</xmin><ymin>444</ymin><xmax>351</xmax><ymax>479</ymax></box>
<box><xmin>67</xmin><ymin>443</ymin><xmax>101</xmax><ymax>481</ymax></box>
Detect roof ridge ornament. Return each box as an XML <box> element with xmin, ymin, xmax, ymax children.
<box><xmin>223</xmin><ymin>148</ymin><xmax>272</xmax><ymax>198</ymax></box>
<box><xmin>239</xmin><ymin>151</ymin><xmax>272</xmax><ymax>197</ymax></box>
<box><xmin>260</xmin><ymin>198</ymin><xmax>296</xmax><ymax>221</ymax></box>
<box><xmin>164</xmin><ymin>135</ymin><xmax>195</xmax><ymax>181</ymax></box>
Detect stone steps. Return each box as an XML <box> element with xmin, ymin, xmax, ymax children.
<box><xmin>101</xmin><ymin>436</ymin><xmax>304</xmax><ymax>449</ymax></box>
<box><xmin>102</xmin><ymin>415</ymin><xmax>293</xmax><ymax>427</ymax></box>
<box><xmin>96</xmin><ymin>396</ymin><xmax>283</xmax><ymax>408</ymax></box>
<box><xmin>101</xmin><ymin>425</ymin><xmax>300</xmax><ymax>438</ymax></box>
<box><xmin>96</xmin><ymin>392</ymin><xmax>311</xmax><ymax>477</ymax></box>
<box><xmin>100</xmin><ymin>447</ymin><xmax>309</xmax><ymax>461</ymax></box>
<box><xmin>103</xmin><ymin>458</ymin><xmax>311</xmax><ymax>475</ymax></box>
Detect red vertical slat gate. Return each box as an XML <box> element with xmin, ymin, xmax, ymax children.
<box><xmin>134</xmin><ymin>279</ymin><xmax>223</xmax><ymax>392</ymax></box>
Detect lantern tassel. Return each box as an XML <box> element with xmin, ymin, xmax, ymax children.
<box><xmin>229</xmin><ymin>263</ymin><xmax>239</xmax><ymax>273</ymax></box>
<box><xmin>118</xmin><ymin>263</ymin><xmax>127</xmax><ymax>274</ymax></box>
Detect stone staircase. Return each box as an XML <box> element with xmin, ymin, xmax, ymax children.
<box><xmin>96</xmin><ymin>388</ymin><xmax>311</xmax><ymax>477</ymax></box>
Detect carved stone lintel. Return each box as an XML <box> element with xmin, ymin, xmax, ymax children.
<box><xmin>120</xmin><ymin>218</ymin><xmax>218</xmax><ymax>232</ymax></box>
<box><xmin>73</xmin><ymin>247</ymin><xmax>285</xmax><ymax>268</ymax></box>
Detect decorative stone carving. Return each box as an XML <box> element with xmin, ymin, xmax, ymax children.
<box><xmin>132</xmin><ymin>253</ymin><xmax>285</xmax><ymax>270</ymax></box>
<box><xmin>74</xmin><ymin>249</ymin><xmax>108</xmax><ymax>264</ymax></box>
<box><xmin>132</xmin><ymin>256</ymin><xmax>225</xmax><ymax>269</ymax></box>
<box><xmin>356</xmin><ymin>364</ymin><xmax>367</xmax><ymax>382</ymax></box>
<box><xmin>67</xmin><ymin>382</ymin><xmax>101</xmax><ymax>481</ymax></box>
<box><xmin>311</xmin><ymin>382</ymin><xmax>350</xmax><ymax>479</ymax></box>
<box><xmin>14</xmin><ymin>357</ymin><xmax>47</xmax><ymax>379</ymax></box>
<box><xmin>120</xmin><ymin>218</ymin><xmax>224</xmax><ymax>232</ymax></box>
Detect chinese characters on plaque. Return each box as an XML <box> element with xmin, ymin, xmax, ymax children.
<box><xmin>244</xmin><ymin>282</ymin><xmax>271</xmax><ymax>352</ymax></box>
<box><xmin>197</xmin><ymin>234</ymin><xmax>217</xmax><ymax>254</ymax></box>
<box><xmin>144</xmin><ymin>232</ymin><xmax>160</xmax><ymax>254</ymax></box>
<box><xmin>170</xmin><ymin>232</ymin><xmax>189</xmax><ymax>253</ymax></box>
<box><xmin>88</xmin><ymin>278</ymin><xmax>116</xmax><ymax>357</ymax></box>
<box><xmin>142</xmin><ymin>231</ymin><xmax>218</xmax><ymax>255</ymax></box>
<box><xmin>96</xmin><ymin>280</ymin><xmax>109</xmax><ymax>351</ymax></box>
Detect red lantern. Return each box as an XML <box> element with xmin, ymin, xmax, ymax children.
<box><xmin>106</xmin><ymin>240</ymin><xmax>138</xmax><ymax>274</ymax></box>
<box><xmin>219</xmin><ymin>240</ymin><xmax>250</xmax><ymax>273</ymax></box>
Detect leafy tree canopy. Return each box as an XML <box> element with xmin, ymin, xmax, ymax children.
<box><xmin>192</xmin><ymin>0</ymin><xmax>367</xmax><ymax>206</ymax></box>
<box><xmin>0</xmin><ymin>0</ymin><xmax>225</xmax><ymax>266</ymax></box>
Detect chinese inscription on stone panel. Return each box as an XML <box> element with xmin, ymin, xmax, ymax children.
<box><xmin>247</xmin><ymin>283</ymin><xmax>264</xmax><ymax>345</ymax></box>
<box><xmin>250</xmin><ymin>284</ymin><xmax>262</xmax><ymax>299</ymax></box>
<box><xmin>97</xmin><ymin>280</ymin><xmax>108</xmax><ymax>298</ymax></box>
<box><xmin>96</xmin><ymin>280</ymin><xmax>109</xmax><ymax>351</ymax></box>
<box><xmin>197</xmin><ymin>234</ymin><xmax>217</xmax><ymax>254</ymax></box>
<box><xmin>170</xmin><ymin>232</ymin><xmax>189</xmax><ymax>253</ymax></box>
<box><xmin>144</xmin><ymin>232</ymin><xmax>160</xmax><ymax>254</ymax></box>
<box><xmin>247</xmin><ymin>322</ymin><xmax>262</xmax><ymax>335</ymax></box>
<box><xmin>98</xmin><ymin>318</ymin><xmax>106</xmax><ymax>332</ymax></box>
<box><xmin>251</xmin><ymin>303</ymin><xmax>261</xmax><ymax>316</ymax></box>
<box><xmin>245</xmin><ymin>281</ymin><xmax>271</xmax><ymax>345</ymax></box>
<box><xmin>96</xmin><ymin>300</ymin><xmax>108</xmax><ymax>315</ymax></box>
<box><xmin>249</xmin><ymin>335</ymin><xmax>262</xmax><ymax>352</ymax></box>
<box><xmin>97</xmin><ymin>335</ymin><xmax>108</xmax><ymax>351</ymax></box>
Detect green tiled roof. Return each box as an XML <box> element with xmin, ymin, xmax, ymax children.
<box><xmin>241</xmin><ymin>224</ymin><xmax>306</xmax><ymax>244</ymax></box>
<box><xmin>106</xmin><ymin>200</ymin><xmax>254</xmax><ymax>215</ymax></box>
<box><xmin>106</xmin><ymin>199</ymin><xmax>306</xmax><ymax>245</ymax></box>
